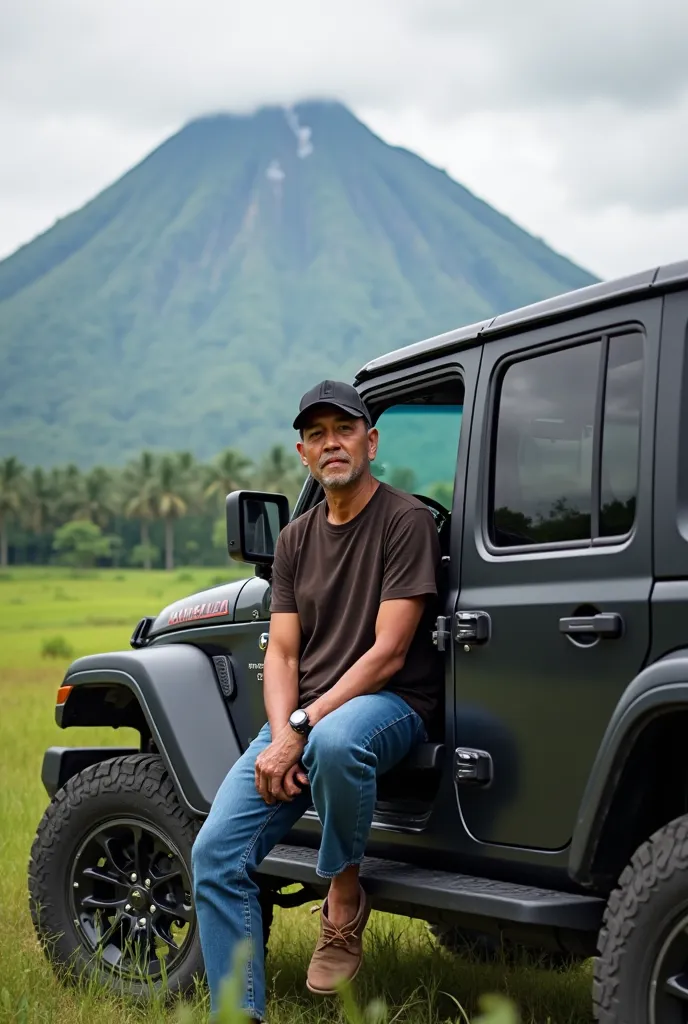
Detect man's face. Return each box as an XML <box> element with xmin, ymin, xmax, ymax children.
<box><xmin>297</xmin><ymin>406</ymin><xmax>379</xmax><ymax>490</ymax></box>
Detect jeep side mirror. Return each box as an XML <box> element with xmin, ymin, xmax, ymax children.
<box><xmin>225</xmin><ymin>490</ymin><xmax>290</xmax><ymax>565</ymax></box>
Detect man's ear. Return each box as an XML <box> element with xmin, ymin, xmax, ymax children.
<box><xmin>296</xmin><ymin>441</ymin><xmax>308</xmax><ymax>467</ymax></box>
<box><xmin>367</xmin><ymin>427</ymin><xmax>379</xmax><ymax>461</ymax></box>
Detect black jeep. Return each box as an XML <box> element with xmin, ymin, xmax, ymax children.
<box><xmin>29</xmin><ymin>259</ymin><xmax>688</xmax><ymax>1022</ymax></box>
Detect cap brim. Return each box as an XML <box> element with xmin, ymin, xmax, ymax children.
<box><xmin>293</xmin><ymin>401</ymin><xmax>368</xmax><ymax>431</ymax></box>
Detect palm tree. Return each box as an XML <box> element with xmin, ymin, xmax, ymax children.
<box><xmin>204</xmin><ymin>448</ymin><xmax>252</xmax><ymax>512</ymax></box>
<box><xmin>51</xmin><ymin>463</ymin><xmax>85</xmax><ymax>525</ymax></box>
<box><xmin>154</xmin><ymin>453</ymin><xmax>190</xmax><ymax>571</ymax></box>
<box><xmin>254</xmin><ymin>444</ymin><xmax>306</xmax><ymax>509</ymax></box>
<box><xmin>24</xmin><ymin>466</ymin><xmax>54</xmax><ymax>536</ymax></box>
<box><xmin>72</xmin><ymin>466</ymin><xmax>114</xmax><ymax>529</ymax></box>
<box><xmin>176</xmin><ymin>451</ymin><xmax>200</xmax><ymax>507</ymax></box>
<box><xmin>0</xmin><ymin>457</ymin><xmax>26</xmax><ymax>567</ymax></box>
<box><xmin>22</xmin><ymin>466</ymin><xmax>56</xmax><ymax>563</ymax></box>
<box><xmin>122</xmin><ymin>451</ymin><xmax>158</xmax><ymax>570</ymax></box>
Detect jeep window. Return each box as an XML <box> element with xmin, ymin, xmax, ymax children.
<box><xmin>599</xmin><ymin>333</ymin><xmax>643</xmax><ymax>537</ymax></box>
<box><xmin>372</xmin><ymin>383</ymin><xmax>463</xmax><ymax>508</ymax></box>
<box><xmin>490</xmin><ymin>332</ymin><xmax>643</xmax><ymax>548</ymax></box>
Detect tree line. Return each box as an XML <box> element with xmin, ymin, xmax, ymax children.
<box><xmin>0</xmin><ymin>447</ymin><xmax>306</xmax><ymax>570</ymax></box>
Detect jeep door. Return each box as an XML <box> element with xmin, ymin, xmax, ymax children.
<box><xmin>453</xmin><ymin>299</ymin><xmax>659</xmax><ymax>850</ymax></box>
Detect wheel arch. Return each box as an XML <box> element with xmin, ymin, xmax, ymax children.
<box><xmin>57</xmin><ymin>645</ymin><xmax>242</xmax><ymax>817</ymax></box>
<box><xmin>570</xmin><ymin>651</ymin><xmax>688</xmax><ymax>889</ymax></box>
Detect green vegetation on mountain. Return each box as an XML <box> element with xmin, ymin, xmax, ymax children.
<box><xmin>0</xmin><ymin>101</ymin><xmax>596</xmax><ymax>468</ymax></box>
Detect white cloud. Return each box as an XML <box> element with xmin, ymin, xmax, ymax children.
<box><xmin>266</xmin><ymin>159</ymin><xmax>286</xmax><ymax>183</ymax></box>
<box><xmin>0</xmin><ymin>107</ymin><xmax>164</xmax><ymax>259</ymax></box>
<box><xmin>1</xmin><ymin>0</ymin><xmax>687</xmax><ymax>277</ymax></box>
<box><xmin>362</xmin><ymin>101</ymin><xmax>688</xmax><ymax>278</ymax></box>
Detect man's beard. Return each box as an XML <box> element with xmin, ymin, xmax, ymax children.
<box><xmin>318</xmin><ymin>458</ymin><xmax>367</xmax><ymax>490</ymax></box>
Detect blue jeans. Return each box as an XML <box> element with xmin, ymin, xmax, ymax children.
<box><xmin>191</xmin><ymin>691</ymin><xmax>425</xmax><ymax>1019</ymax></box>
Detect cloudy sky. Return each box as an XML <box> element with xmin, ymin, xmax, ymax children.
<box><xmin>2</xmin><ymin>0</ymin><xmax>687</xmax><ymax>280</ymax></box>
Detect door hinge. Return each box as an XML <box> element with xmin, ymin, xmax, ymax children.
<box><xmin>434</xmin><ymin>612</ymin><xmax>492</xmax><ymax>650</ymax></box>
<box><xmin>433</xmin><ymin>616</ymin><xmax>451</xmax><ymax>652</ymax></box>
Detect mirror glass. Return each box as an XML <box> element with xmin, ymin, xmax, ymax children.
<box><xmin>241</xmin><ymin>498</ymin><xmax>283</xmax><ymax>558</ymax></box>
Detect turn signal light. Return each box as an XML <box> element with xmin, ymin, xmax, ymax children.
<box><xmin>56</xmin><ymin>685</ymin><xmax>73</xmax><ymax>705</ymax></box>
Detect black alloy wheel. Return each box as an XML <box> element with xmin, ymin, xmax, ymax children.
<box><xmin>69</xmin><ymin>817</ymin><xmax>194</xmax><ymax>979</ymax></box>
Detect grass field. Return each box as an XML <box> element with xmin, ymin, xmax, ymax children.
<box><xmin>0</xmin><ymin>567</ymin><xmax>594</xmax><ymax>1023</ymax></box>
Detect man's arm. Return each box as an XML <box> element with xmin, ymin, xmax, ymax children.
<box><xmin>256</xmin><ymin>611</ymin><xmax>308</xmax><ymax>804</ymax></box>
<box><xmin>308</xmin><ymin>506</ymin><xmax>440</xmax><ymax>726</ymax></box>
<box><xmin>262</xmin><ymin>611</ymin><xmax>301</xmax><ymax>737</ymax></box>
<box><xmin>306</xmin><ymin>596</ymin><xmax>425</xmax><ymax>726</ymax></box>
<box><xmin>255</xmin><ymin>611</ymin><xmax>308</xmax><ymax>805</ymax></box>
<box><xmin>254</xmin><ymin>528</ymin><xmax>309</xmax><ymax>804</ymax></box>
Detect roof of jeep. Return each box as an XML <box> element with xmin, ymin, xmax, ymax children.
<box><xmin>354</xmin><ymin>258</ymin><xmax>688</xmax><ymax>382</ymax></box>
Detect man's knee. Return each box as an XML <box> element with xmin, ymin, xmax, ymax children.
<box><xmin>304</xmin><ymin>719</ymin><xmax>371</xmax><ymax>775</ymax></box>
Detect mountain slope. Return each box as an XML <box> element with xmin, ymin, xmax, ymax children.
<box><xmin>0</xmin><ymin>101</ymin><xmax>597</xmax><ymax>467</ymax></box>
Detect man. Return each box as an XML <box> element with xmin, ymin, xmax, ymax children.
<box><xmin>192</xmin><ymin>380</ymin><xmax>442</xmax><ymax>1021</ymax></box>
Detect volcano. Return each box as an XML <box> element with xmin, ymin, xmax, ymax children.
<box><xmin>0</xmin><ymin>101</ymin><xmax>596</xmax><ymax>467</ymax></box>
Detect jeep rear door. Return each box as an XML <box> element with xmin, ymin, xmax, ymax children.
<box><xmin>453</xmin><ymin>298</ymin><xmax>660</xmax><ymax>851</ymax></box>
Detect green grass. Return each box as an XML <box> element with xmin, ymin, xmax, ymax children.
<box><xmin>0</xmin><ymin>568</ymin><xmax>594</xmax><ymax>1023</ymax></box>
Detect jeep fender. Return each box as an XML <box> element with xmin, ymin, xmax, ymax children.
<box><xmin>59</xmin><ymin>645</ymin><xmax>242</xmax><ymax>816</ymax></box>
<box><xmin>569</xmin><ymin>650</ymin><xmax>688</xmax><ymax>885</ymax></box>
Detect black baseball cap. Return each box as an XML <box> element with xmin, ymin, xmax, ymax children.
<box><xmin>293</xmin><ymin>380</ymin><xmax>371</xmax><ymax>431</ymax></box>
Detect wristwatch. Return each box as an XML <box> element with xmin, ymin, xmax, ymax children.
<box><xmin>288</xmin><ymin>708</ymin><xmax>311</xmax><ymax>737</ymax></box>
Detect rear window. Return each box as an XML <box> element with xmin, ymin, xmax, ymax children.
<box><xmin>489</xmin><ymin>332</ymin><xmax>644</xmax><ymax>548</ymax></box>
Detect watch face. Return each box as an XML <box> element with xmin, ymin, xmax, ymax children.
<box><xmin>291</xmin><ymin>709</ymin><xmax>308</xmax><ymax>729</ymax></box>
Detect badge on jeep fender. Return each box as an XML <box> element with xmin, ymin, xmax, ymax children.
<box><xmin>167</xmin><ymin>599</ymin><xmax>229</xmax><ymax>625</ymax></box>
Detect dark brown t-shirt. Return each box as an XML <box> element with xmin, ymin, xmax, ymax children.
<box><xmin>269</xmin><ymin>482</ymin><xmax>442</xmax><ymax>725</ymax></box>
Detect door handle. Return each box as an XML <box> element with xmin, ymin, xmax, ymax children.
<box><xmin>559</xmin><ymin>613</ymin><xmax>623</xmax><ymax>639</ymax></box>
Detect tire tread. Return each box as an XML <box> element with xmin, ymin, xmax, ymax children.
<box><xmin>594</xmin><ymin>814</ymin><xmax>688</xmax><ymax>1022</ymax></box>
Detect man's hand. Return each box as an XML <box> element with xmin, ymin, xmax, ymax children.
<box><xmin>282</xmin><ymin>763</ymin><xmax>310</xmax><ymax>799</ymax></box>
<box><xmin>255</xmin><ymin>725</ymin><xmax>308</xmax><ymax>804</ymax></box>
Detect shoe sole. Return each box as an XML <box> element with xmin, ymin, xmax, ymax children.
<box><xmin>306</xmin><ymin>959</ymin><xmax>362</xmax><ymax>996</ymax></box>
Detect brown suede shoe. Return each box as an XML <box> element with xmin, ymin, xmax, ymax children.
<box><xmin>306</xmin><ymin>887</ymin><xmax>370</xmax><ymax>994</ymax></box>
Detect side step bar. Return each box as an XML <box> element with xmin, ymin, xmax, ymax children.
<box><xmin>258</xmin><ymin>844</ymin><xmax>604</xmax><ymax>931</ymax></box>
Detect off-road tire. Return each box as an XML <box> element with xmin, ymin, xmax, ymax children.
<box><xmin>28</xmin><ymin>753</ymin><xmax>204</xmax><ymax>998</ymax></box>
<box><xmin>429</xmin><ymin>923</ymin><xmax>582</xmax><ymax>969</ymax></box>
<box><xmin>594</xmin><ymin>814</ymin><xmax>688</xmax><ymax>1023</ymax></box>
